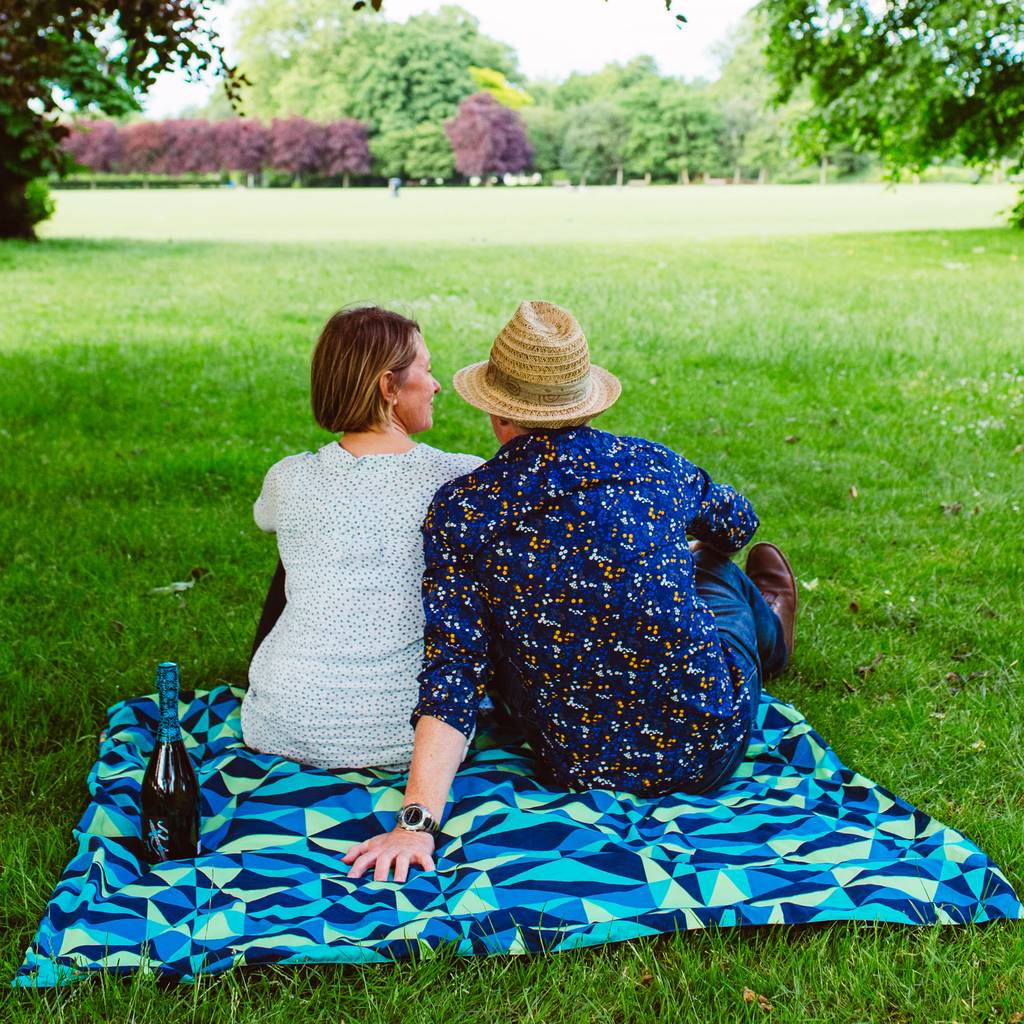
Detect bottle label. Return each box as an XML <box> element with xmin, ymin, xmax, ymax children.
<box><xmin>144</xmin><ymin>815</ymin><xmax>200</xmax><ymax>861</ymax></box>
<box><xmin>146</xmin><ymin>818</ymin><xmax>171</xmax><ymax>861</ymax></box>
<box><xmin>156</xmin><ymin>662</ymin><xmax>182</xmax><ymax>744</ymax></box>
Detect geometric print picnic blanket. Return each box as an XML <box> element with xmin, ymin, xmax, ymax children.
<box><xmin>15</xmin><ymin>685</ymin><xmax>1021</xmax><ymax>987</ymax></box>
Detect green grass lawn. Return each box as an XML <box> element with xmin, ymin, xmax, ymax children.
<box><xmin>2</xmin><ymin>189</ymin><xmax>1023</xmax><ymax>1022</ymax></box>
<box><xmin>41</xmin><ymin>182</ymin><xmax>1020</xmax><ymax>244</ymax></box>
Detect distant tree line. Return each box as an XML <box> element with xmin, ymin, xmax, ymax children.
<box><xmin>203</xmin><ymin>1</ymin><xmax>860</xmax><ymax>186</ymax></box>
<box><xmin>62</xmin><ymin>3</ymin><xmax>851</xmax><ymax>189</ymax></box>
<box><xmin>64</xmin><ymin>117</ymin><xmax>367</xmax><ymax>184</ymax></box>
<box><xmin>63</xmin><ymin>92</ymin><xmax>535</xmax><ymax>185</ymax></box>
<box><xmin>63</xmin><ymin>117</ymin><xmax>366</xmax><ymax>184</ymax></box>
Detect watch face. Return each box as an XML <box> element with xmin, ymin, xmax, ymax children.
<box><xmin>402</xmin><ymin>806</ymin><xmax>425</xmax><ymax>828</ymax></box>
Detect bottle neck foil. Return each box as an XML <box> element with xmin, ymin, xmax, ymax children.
<box><xmin>156</xmin><ymin>661</ymin><xmax>183</xmax><ymax>744</ymax></box>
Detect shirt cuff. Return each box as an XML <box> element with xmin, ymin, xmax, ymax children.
<box><xmin>410</xmin><ymin>701</ymin><xmax>477</xmax><ymax>740</ymax></box>
<box><xmin>720</xmin><ymin>509</ymin><xmax>759</xmax><ymax>552</ymax></box>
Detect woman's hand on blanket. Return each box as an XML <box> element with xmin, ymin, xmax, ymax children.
<box><xmin>342</xmin><ymin>828</ymin><xmax>436</xmax><ymax>883</ymax></box>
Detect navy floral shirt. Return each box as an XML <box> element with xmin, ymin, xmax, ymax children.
<box><xmin>412</xmin><ymin>427</ymin><xmax>759</xmax><ymax>796</ymax></box>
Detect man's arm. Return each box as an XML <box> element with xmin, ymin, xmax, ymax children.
<box><xmin>684</xmin><ymin>461</ymin><xmax>759</xmax><ymax>554</ymax></box>
<box><xmin>342</xmin><ymin>497</ymin><xmax>490</xmax><ymax>883</ymax></box>
<box><xmin>342</xmin><ymin>715</ymin><xmax>466</xmax><ymax>882</ymax></box>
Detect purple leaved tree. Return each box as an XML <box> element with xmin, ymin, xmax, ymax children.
<box><xmin>62</xmin><ymin>120</ymin><xmax>122</xmax><ymax>175</ymax></box>
<box><xmin>322</xmin><ymin>120</ymin><xmax>371</xmax><ymax>186</ymax></box>
<box><xmin>269</xmin><ymin>117</ymin><xmax>327</xmax><ymax>184</ymax></box>
<box><xmin>214</xmin><ymin>119</ymin><xmax>270</xmax><ymax>183</ymax></box>
<box><xmin>445</xmin><ymin>92</ymin><xmax>533</xmax><ymax>181</ymax></box>
<box><xmin>118</xmin><ymin>122</ymin><xmax>169</xmax><ymax>177</ymax></box>
<box><xmin>155</xmin><ymin>119</ymin><xmax>220</xmax><ymax>175</ymax></box>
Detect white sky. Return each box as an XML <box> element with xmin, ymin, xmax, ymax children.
<box><xmin>142</xmin><ymin>0</ymin><xmax>758</xmax><ymax>118</ymax></box>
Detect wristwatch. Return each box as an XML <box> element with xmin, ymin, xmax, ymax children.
<box><xmin>396</xmin><ymin>803</ymin><xmax>440</xmax><ymax>835</ymax></box>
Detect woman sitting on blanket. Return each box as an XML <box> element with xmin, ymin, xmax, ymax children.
<box><xmin>242</xmin><ymin>306</ymin><xmax>482</xmax><ymax>769</ymax></box>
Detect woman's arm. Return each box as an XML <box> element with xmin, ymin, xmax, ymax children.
<box><xmin>342</xmin><ymin>715</ymin><xmax>466</xmax><ymax>883</ymax></box>
<box><xmin>250</xmin><ymin>557</ymin><xmax>287</xmax><ymax>664</ymax></box>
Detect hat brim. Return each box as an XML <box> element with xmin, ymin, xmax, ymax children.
<box><xmin>452</xmin><ymin>361</ymin><xmax>622</xmax><ymax>426</ymax></box>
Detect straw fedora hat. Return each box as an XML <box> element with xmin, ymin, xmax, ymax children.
<box><xmin>453</xmin><ymin>301</ymin><xmax>621</xmax><ymax>427</ymax></box>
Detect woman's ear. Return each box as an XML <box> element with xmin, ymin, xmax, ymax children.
<box><xmin>379</xmin><ymin>370</ymin><xmax>398</xmax><ymax>407</ymax></box>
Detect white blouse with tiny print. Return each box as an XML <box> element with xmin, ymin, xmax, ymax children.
<box><xmin>242</xmin><ymin>440</ymin><xmax>483</xmax><ymax>770</ymax></box>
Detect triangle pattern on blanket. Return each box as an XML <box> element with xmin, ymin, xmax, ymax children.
<box><xmin>14</xmin><ymin>685</ymin><xmax>1021</xmax><ymax>987</ymax></box>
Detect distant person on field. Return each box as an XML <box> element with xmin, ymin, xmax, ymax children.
<box><xmin>243</xmin><ymin>307</ymin><xmax>482</xmax><ymax>770</ymax></box>
<box><xmin>344</xmin><ymin>300</ymin><xmax>798</xmax><ymax>883</ymax></box>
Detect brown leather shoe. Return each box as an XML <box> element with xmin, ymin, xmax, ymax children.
<box><xmin>744</xmin><ymin>542</ymin><xmax>797</xmax><ymax>656</ymax></box>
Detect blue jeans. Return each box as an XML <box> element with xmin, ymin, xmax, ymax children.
<box><xmin>692</xmin><ymin>546</ymin><xmax>788</xmax><ymax>793</ymax></box>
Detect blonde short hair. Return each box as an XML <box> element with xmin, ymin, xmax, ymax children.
<box><xmin>311</xmin><ymin>307</ymin><xmax>420</xmax><ymax>433</ymax></box>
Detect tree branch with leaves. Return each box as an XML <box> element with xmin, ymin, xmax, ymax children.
<box><xmin>0</xmin><ymin>1</ymin><xmax>243</xmax><ymax>239</ymax></box>
<box><xmin>760</xmin><ymin>0</ymin><xmax>1024</xmax><ymax>224</ymax></box>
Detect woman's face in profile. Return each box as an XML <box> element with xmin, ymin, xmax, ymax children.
<box><xmin>393</xmin><ymin>333</ymin><xmax>441</xmax><ymax>435</ymax></box>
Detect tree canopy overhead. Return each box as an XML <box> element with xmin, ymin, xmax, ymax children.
<box><xmin>0</xmin><ymin>0</ymin><xmax>241</xmax><ymax>238</ymax></box>
<box><xmin>761</xmin><ymin>0</ymin><xmax>1024</xmax><ymax>177</ymax></box>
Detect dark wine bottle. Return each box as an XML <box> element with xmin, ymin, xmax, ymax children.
<box><xmin>141</xmin><ymin>661</ymin><xmax>200</xmax><ymax>862</ymax></box>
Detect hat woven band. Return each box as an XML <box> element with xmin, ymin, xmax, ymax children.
<box><xmin>486</xmin><ymin>363</ymin><xmax>591</xmax><ymax>406</ymax></box>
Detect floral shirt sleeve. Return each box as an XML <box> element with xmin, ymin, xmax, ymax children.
<box><xmin>680</xmin><ymin>456</ymin><xmax>759</xmax><ymax>554</ymax></box>
<box><xmin>411</xmin><ymin>493</ymin><xmax>490</xmax><ymax>738</ymax></box>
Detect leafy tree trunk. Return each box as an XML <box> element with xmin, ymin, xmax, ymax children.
<box><xmin>758</xmin><ymin>167</ymin><xmax>767</xmax><ymax>184</ymax></box>
<box><xmin>819</xmin><ymin>155</ymin><xmax>828</xmax><ymax>185</ymax></box>
<box><xmin>0</xmin><ymin>173</ymin><xmax>35</xmax><ymax>240</ymax></box>
<box><xmin>343</xmin><ymin>172</ymin><xmax>350</xmax><ymax>188</ymax></box>
<box><xmin>615</xmin><ymin>164</ymin><xmax>623</xmax><ymax>188</ymax></box>
<box><xmin>679</xmin><ymin>166</ymin><xmax>690</xmax><ymax>185</ymax></box>
<box><xmin>733</xmin><ymin>164</ymin><xmax>741</xmax><ymax>184</ymax></box>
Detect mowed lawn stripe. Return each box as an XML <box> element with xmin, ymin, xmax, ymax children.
<box><xmin>37</xmin><ymin>183</ymin><xmax>1020</xmax><ymax>245</ymax></box>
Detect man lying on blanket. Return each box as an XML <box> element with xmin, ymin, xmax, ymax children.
<box><xmin>344</xmin><ymin>301</ymin><xmax>798</xmax><ymax>884</ymax></box>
